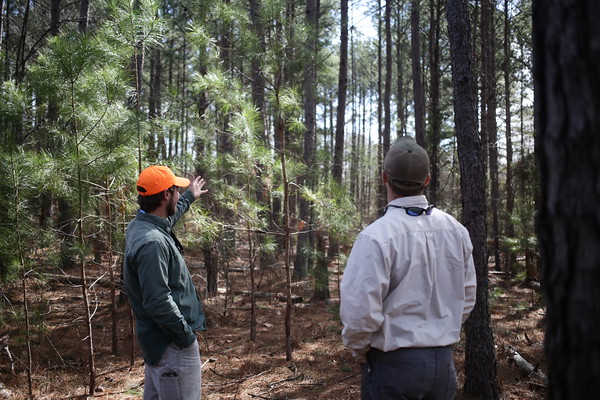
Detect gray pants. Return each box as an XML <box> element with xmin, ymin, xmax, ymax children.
<box><xmin>143</xmin><ymin>340</ymin><xmax>202</xmax><ymax>400</ymax></box>
<box><xmin>361</xmin><ymin>346</ymin><xmax>457</xmax><ymax>400</ymax></box>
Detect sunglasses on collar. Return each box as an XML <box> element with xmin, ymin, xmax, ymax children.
<box><xmin>383</xmin><ymin>204</ymin><xmax>435</xmax><ymax>216</ymax></box>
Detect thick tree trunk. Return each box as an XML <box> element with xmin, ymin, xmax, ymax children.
<box><xmin>533</xmin><ymin>1</ymin><xmax>600</xmax><ymax>398</ymax></box>
<box><xmin>446</xmin><ymin>0</ymin><xmax>499</xmax><ymax>398</ymax></box>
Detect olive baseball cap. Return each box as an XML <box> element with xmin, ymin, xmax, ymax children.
<box><xmin>383</xmin><ymin>136</ymin><xmax>430</xmax><ymax>191</ymax></box>
<box><xmin>136</xmin><ymin>165</ymin><xmax>190</xmax><ymax>196</ymax></box>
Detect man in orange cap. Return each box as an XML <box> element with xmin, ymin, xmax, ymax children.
<box><xmin>124</xmin><ymin>165</ymin><xmax>208</xmax><ymax>400</ymax></box>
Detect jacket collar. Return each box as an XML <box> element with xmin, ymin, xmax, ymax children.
<box><xmin>136</xmin><ymin>210</ymin><xmax>171</xmax><ymax>233</ymax></box>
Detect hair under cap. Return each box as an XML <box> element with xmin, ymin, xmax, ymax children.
<box><xmin>136</xmin><ymin>165</ymin><xmax>190</xmax><ymax>196</ymax></box>
<box><xmin>383</xmin><ymin>136</ymin><xmax>430</xmax><ymax>191</ymax></box>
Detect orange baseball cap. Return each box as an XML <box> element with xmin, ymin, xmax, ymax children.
<box><xmin>136</xmin><ymin>165</ymin><xmax>190</xmax><ymax>196</ymax></box>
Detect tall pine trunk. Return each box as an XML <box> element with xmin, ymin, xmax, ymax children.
<box><xmin>329</xmin><ymin>0</ymin><xmax>348</xmax><ymax>261</ymax></box>
<box><xmin>295</xmin><ymin>0</ymin><xmax>319</xmax><ymax>282</ymax></box>
<box><xmin>411</xmin><ymin>0</ymin><xmax>426</xmax><ymax>145</ymax></box>
<box><xmin>446</xmin><ymin>0</ymin><xmax>499</xmax><ymax>398</ymax></box>
<box><xmin>78</xmin><ymin>0</ymin><xmax>89</xmax><ymax>33</ymax></box>
<box><xmin>428</xmin><ymin>0</ymin><xmax>443</xmax><ymax>204</ymax></box>
<box><xmin>333</xmin><ymin>0</ymin><xmax>348</xmax><ymax>184</ymax></box>
<box><xmin>481</xmin><ymin>0</ymin><xmax>500</xmax><ymax>271</ymax></box>
<box><xmin>384</xmin><ymin>0</ymin><xmax>392</xmax><ymax>151</ymax></box>
<box><xmin>503</xmin><ymin>0</ymin><xmax>515</xmax><ymax>273</ymax></box>
<box><xmin>396</xmin><ymin>7</ymin><xmax>407</xmax><ymax>137</ymax></box>
<box><xmin>377</xmin><ymin>0</ymin><xmax>386</xmax><ymax>211</ymax></box>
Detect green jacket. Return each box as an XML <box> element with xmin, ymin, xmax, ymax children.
<box><xmin>124</xmin><ymin>191</ymin><xmax>206</xmax><ymax>366</ymax></box>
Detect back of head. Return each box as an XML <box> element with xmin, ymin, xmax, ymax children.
<box><xmin>384</xmin><ymin>136</ymin><xmax>430</xmax><ymax>194</ymax></box>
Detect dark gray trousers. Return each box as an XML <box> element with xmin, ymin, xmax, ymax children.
<box><xmin>361</xmin><ymin>346</ymin><xmax>457</xmax><ymax>400</ymax></box>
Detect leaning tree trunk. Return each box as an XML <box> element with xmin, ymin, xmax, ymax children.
<box><xmin>533</xmin><ymin>1</ymin><xmax>600</xmax><ymax>398</ymax></box>
<box><xmin>446</xmin><ymin>0</ymin><xmax>499</xmax><ymax>398</ymax></box>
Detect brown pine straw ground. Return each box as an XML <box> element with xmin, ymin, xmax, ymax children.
<box><xmin>0</xmin><ymin>254</ymin><xmax>547</xmax><ymax>399</ymax></box>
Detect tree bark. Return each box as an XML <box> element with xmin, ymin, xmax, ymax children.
<box><xmin>249</xmin><ymin>0</ymin><xmax>267</xmax><ymax>143</ymax></box>
<box><xmin>428</xmin><ymin>0</ymin><xmax>443</xmax><ymax>205</ymax></box>
<box><xmin>148</xmin><ymin>46</ymin><xmax>162</xmax><ymax>160</ymax></box>
<box><xmin>481</xmin><ymin>0</ymin><xmax>500</xmax><ymax>271</ymax></box>
<box><xmin>533</xmin><ymin>1</ymin><xmax>600</xmax><ymax>398</ymax></box>
<box><xmin>411</xmin><ymin>0</ymin><xmax>426</xmax><ymax>146</ymax></box>
<box><xmin>446</xmin><ymin>0</ymin><xmax>499</xmax><ymax>398</ymax></box>
<box><xmin>396</xmin><ymin>7</ymin><xmax>407</xmax><ymax>137</ymax></box>
<box><xmin>3</xmin><ymin>0</ymin><xmax>9</xmax><ymax>80</ymax></box>
<box><xmin>78</xmin><ymin>0</ymin><xmax>90</xmax><ymax>33</ymax></box>
<box><xmin>332</xmin><ymin>0</ymin><xmax>348</xmax><ymax>184</ymax></box>
<box><xmin>503</xmin><ymin>0</ymin><xmax>515</xmax><ymax>273</ymax></box>
<box><xmin>294</xmin><ymin>0</ymin><xmax>319</xmax><ymax>281</ymax></box>
<box><xmin>313</xmin><ymin>230</ymin><xmax>330</xmax><ymax>300</ymax></box>
<box><xmin>384</xmin><ymin>0</ymin><xmax>392</xmax><ymax>151</ymax></box>
<box><xmin>204</xmin><ymin>246</ymin><xmax>219</xmax><ymax>297</ymax></box>
<box><xmin>377</xmin><ymin>0</ymin><xmax>386</xmax><ymax>211</ymax></box>
<box><xmin>0</xmin><ymin>0</ymin><xmax>4</xmax><ymax>48</ymax></box>
<box><xmin>14</xmin><ymin>0</ymin><xmax>29</xmax><ymax>82</ymax></box>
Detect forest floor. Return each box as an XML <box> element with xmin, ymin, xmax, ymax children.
<box><xmin>0</xmin><ymin>252</ymin><xmax>547</xmax><ymax>400</ymax></box>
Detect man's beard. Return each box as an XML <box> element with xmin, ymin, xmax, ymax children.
<box><xmin>167</xmin><ymin>195</ymin><xmax>177</xmax><ymax>216</ymax></box>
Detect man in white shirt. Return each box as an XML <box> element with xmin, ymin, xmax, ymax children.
<box><xmin>340</xmin><ymin>136</ymin><xmax>477</xmax><ymax>400</ymax></box>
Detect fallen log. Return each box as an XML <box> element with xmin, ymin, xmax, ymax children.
<box><xmin>232</xmin><ymin>290</ymin><xmax>304</xmax><ymax>303</ymax></box>
<box><xmin>0</xmin><ymin>335</ymin><xmax>14</xmax><ymax>375</ymax></box>
<box><xmin>506</xmin><ymin>345</ymin><xmax>547</xmax><ymax>383</ymax></box>
<box><xmin>45</xmin><ymin>274</ymin><xmax>113</xmax><ymax>288</ymax></box>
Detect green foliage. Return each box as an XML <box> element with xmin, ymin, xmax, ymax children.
<box><xmin>301</xmin><ymin>183</ymin><xmax>361</xmax><ymax>245</ymax></box>
<box><xmin>102</xmin><ymin>0</ymin><xmax>165</xmax><ymax>53</ymax></box>
<box><xmin>0</xmin><ymin>148</ymin><xmax>55</xmax><ymax>280</ymax></box>
<box><xmin>501</xmin><ymin>151</ymin><xmax>539</xmax><ymax>276</ymax></box>
<box><xmin>0</xmin><ymin>28</ymin><xmax>138</xmax><ymax>277</ymax></box>
<box><xmin>488</xmin><ymin>286</ymin><xmax>505</xmax><ymax>307</ymax></box>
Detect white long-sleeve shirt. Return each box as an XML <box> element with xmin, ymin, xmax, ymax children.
<box><xmin>340</xmin><ymin>195</ymin><xmax>477</xmax><ymax>361</ymax></box>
